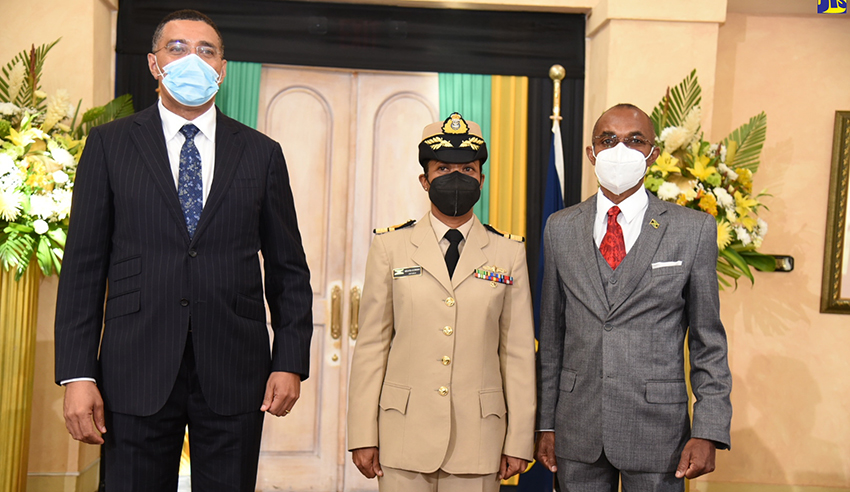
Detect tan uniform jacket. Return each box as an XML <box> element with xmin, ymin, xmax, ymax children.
<box><xmin>347</xmin><ymin>214</ymin><xmax>536</xmax><ymax>474</ymax></box>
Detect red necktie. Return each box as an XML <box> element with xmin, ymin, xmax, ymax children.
<box><xmin>600</xmin><ymin>206</ymin><xmax>626</xmax><ymax>270</ymax></box>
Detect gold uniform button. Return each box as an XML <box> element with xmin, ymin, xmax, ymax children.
<box><xmin>441</xmin><ymin>356</ymin><xmax>451</xmax><ymax>365</ymax></box>
<box><xmin>438</xmin><ymin>386</ymin><xmax>449</xmax><ymax>396</ymax></box>
<box><xmin>443</xmin><ymin>326</ymin><xmax>453</xmax><ymax>336</ymax></box>
<box><xmin>445</xmin><ymin>297</ymin><xmax>455</xmax><ymax>307</ymax></box>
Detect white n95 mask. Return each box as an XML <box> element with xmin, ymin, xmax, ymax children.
<box><xmin>593</xmin><ymin>142</ymin><xmax>653</xmax><ymax>195</ymax></box>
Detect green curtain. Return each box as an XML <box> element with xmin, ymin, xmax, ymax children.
<box><xmin>438</xmin><ymin>73</ymin><xmax>492</xmax><ymax>223</ymax></box>
<box><xmin>217</xmin><ymin>61</ymin><xmax>262</xmax><ymax>129</ymax></box>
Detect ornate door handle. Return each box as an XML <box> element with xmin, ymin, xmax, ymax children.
<box><xmin>330</xmin><ymin>285</ymin><xmax>341</xmax><ymax>339</ymax></box>
<box><xmin>349</xmin><ymin>286</ymin><xmax>361</xmax><ymax>340</ymax></box>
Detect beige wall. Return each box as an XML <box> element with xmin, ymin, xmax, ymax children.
<box><xmin>704</xmin><ymin>12</ymin><xmax>850</xmax><ymax>489</ymax></box>
<box><xmin>9</xmin><ymin>0</ymin><xmax>850</xmax><ymax>490</ymax></box>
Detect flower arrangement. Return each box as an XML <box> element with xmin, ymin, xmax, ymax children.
<box><xmin>644</xmin><ymin>70</ymin><xmax>774</xmax><ymax>288</ymax></box>
<box><xmin>0</xmin><ymin>40</ymin><xmax>133</xmax><ymax>280</ymax></box>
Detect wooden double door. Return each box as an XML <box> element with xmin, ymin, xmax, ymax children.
<box><xmin>253</xmin><ymin>65</ymin><xmax>438</xmax><ymax>491</ymax></box>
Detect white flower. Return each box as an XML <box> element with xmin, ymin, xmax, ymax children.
<box><xmin>756</xmin><ymin>217</ymin><xmax>768</xmax><ymax>237</ymax></box>
<box><xmin>43</xmin><ymin>89</ymin><xmax>72</xmax><ymax>132</ymax></box>
<box><xmin>51</xmin><ymin>189</ymin><xmax>73</xmax><ymax>220</ymax></box>
<box><xmin>33</xmin><ymin>219</ymin><xmax>49</xmax><ymax>234</ymax></box>
<box><xmin>0</xmin><ymin>189</ymin><xmax>24</xmax><ymax>221</ymax></box>
<box><xmin>713</xmin><ymin>187</ymin><xmax>734</xmax><ymax>208</ymax></box>
<box><xmin>29</xmin><ymin>195</ymin><xmax>56</xmax><ymax>220</ymax></box>
<box><xmin>726</xmin><ymin>208</ymin><xmax>738</xmax><ymax>222</ymax></box>
<box><xmin>659</xmin><ymin>127</ymin><xmax>675</xmax><ymax>143</ymax></box>
<box><xmin>52</xmin><ymin>170</ymin><xmax>69</xmax><ymax>185</ymax></box>
<box><xmin>50</xmin><ymin>147</ymin><xmax>76</xmax><ymax>169</ymax></box>
<box><xmin>735</xmin><ymin>226</ymin><xmax>752</xmax><ymax>246</ymax></box>
<box><xmin>0</xmin><ymin>102</ymin><xmax>21</xmax><ymax>116</ymax></box>
<box><xmin>0</xmin><ymin>153</ymin><xmax>17</xmax><ymax>176</ymax></box>
<box><xmin>6</xmin><ymin>62</ymin><xmax>25</xmax><ymax>104</ymax></box>
<box><xmin>717</xmin><ymin>163</ymin><xmax>738</xmax><ymax>181</ymax></box>
<box><xmin>720</xmin><ymin>144</ymin><xmax>728</xmax><ymax>163</ymax></box>
<box><xmin>657</xmin><ymin>182</ymin><xmax>680</xmax><ymax>201</ymax></box>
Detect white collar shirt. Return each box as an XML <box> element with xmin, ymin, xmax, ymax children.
<box><xmin>593</xmin><ymin>187</ymin><xmax>648</xmax><ymax>254</ymax></box>
<box><xmin>430</xmin><ymin>212</ymin><xmax>475</xmax><ymax>257</ymax></box>
<box><xmin>158</xmin><ymin>99</ymin><xmax>217</xmax><ymax>203</ymax></box>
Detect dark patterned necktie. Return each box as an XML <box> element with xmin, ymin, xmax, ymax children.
<box><xmin>600</xmin><ymin>206</ymin><xmax>626</xmax><ymax>270</ymax></box>
<box><xmin>444</xmin><ymin>229</ymin><xmax>463</xmax><ymax>278</ymax></box>
<box><xmin>178</xmin><ymin>124</ymin><xmax>203</xmax><ymax>239</ymax></box>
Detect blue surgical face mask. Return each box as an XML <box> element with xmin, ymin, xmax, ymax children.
<box><xmin>156</xmin><ymin>54</ymin><xmax>222</xmax><ymax>107</ymax></box>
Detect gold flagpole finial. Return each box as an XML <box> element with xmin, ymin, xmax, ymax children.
<box><xmin>549</xmin><ymin>64</ymin><xmax>565</xmax><ymax>125</ymax></box>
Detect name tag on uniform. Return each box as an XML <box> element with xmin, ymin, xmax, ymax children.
<box><xmin>474</xmin><ymin>269</ymin><xmax>513</xmax><ymax>285</ymax></box>
<box><xmin>393</xmin><ymin>266</ymin><xmax>422</xmax><ymax>278</ymax></box>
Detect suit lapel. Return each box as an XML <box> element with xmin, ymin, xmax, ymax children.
<box><xmin>192</xmin><ymin>110</ymin><xmax>244</xmax><ymax>243</ymax></box>
<box><xmin>411</xmin><ymin>214</ymin><xmax>454</xmax><ymax>294</ymax></box>
<box><xmin>131</xmin><ymin>105</ymin><xmax>187</xmax><ymax>240</ymax></box>
<box><xmin>609</xmin><ymin>192</ymin><xmax>668</xmax><ymax>314</ymax></box>
<box><xmin>451</xmin><ymin>217</ymin><xmax>488</xmax><ymax>289</ymax></box>
<box><xmin>576</xmin><ymin>199</ymin><xmax>608</xmax><ymax>308</ymax></box>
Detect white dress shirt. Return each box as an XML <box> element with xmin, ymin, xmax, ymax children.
<box><xmin>61</xmin><ymin>102</ymin><xmax>218</xmax><ymax>387</ymax></box>
<box><xmin>159</xmin><ymin>99</ymin><xmax>217</xmax><ymax>203</ymax></box>
<box><xmin>593</xmin><ymin>187</ymin><xmax>648</xmax><ymax>254</ymax></box>
<box><xmin>430</xmin><ymin>212</ymin><xmax>474</xmax><ymax>258</ymax></box>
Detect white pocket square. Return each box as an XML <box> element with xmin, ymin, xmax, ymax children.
<box><xmin>651</xmin><ymin>260</ymin><xmax>682</xmax><ymax>269</ymax></box>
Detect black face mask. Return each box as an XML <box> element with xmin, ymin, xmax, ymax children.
<box><xmin>427</xmin><ymin>171</ymin><xmax>481</xmax><ymax>217</ymax></box>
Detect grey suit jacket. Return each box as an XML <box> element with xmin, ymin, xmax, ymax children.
<box><xmin>536</xmin><ymin>190</ymin><xmax>732</xmax><ymax>472</ymax></box>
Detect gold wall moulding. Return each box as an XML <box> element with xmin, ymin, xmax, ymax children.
<box><xmin>820</xmin><ymin>111</ymin><xmax>850</xmax><ymax>314</ymax></box>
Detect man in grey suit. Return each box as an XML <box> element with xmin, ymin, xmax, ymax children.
<box><xmin>535</xmin><ymin>104</ymin><xmax>732</xmax><ymax>491</ymax></box>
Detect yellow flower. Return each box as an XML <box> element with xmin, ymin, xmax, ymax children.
<box><xmin>650</xmin><ymin>152</ymin><xmax>680</xmax><ymax>177</ymax></box>
<box><xmin>739</xmin><ymin>213</ymin><xmax>758</xmax><ymax>232</ymax></box>
<box><xmin>699</xmin><ymin>193</ymin><xmax>718</xmax><ymax>216</ymax></box>
<box><xmin>717</xmin><ymin>220</ymin><xmax>733</xmax><ymax>251</ymax></box>
<box><xmin>676</xmin><ymin>186</ymin><xmax>697</xmax><ymax>206</ymax></box>
<box><xmin>734</xmin><ymin>190</ymin><xmax>758</xmax><ymax>218</ymax></box>
<box><xmin>736</xmin><ymin>168</ymin><xmax>753</xmax><ymax>193</ymax></box>
<box><xmin>689</xmin><ymin>154</ymin><xmax>716</xmax><ymax>181</ymax></box>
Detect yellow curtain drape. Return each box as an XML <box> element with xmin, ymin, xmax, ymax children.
<box><xmin>488</xmin><ymin>76</ymin><xmax>528</xmax><ymax>237</ymax></box>
<box><xmin>0</xmin><ymin>265</ymin><xmax>40</xmax><ymax>492</ymax></box>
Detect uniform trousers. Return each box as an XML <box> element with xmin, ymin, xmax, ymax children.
<box><xmin>556</xmin><ymin>451</ymin><xmax>684</xmax><ymax>492</ymax></box>
<box><xmin>379</xmin><ymin>466</ymin><xmax>500</xmax><ymax>492</ymax></box>
<box><xmin>103</xmin><ymin>332</ymin><xmax>265</xmax><ymax>492</ymax></box>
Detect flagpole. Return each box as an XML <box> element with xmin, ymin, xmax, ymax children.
<box><xmin>549</xmin><ymin>64</ymin><xmax>565</xmax><ymax>128</ymax></box>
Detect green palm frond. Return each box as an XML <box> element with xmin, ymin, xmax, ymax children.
<box><xmin>0</xmin><ymin>39</ymin><xmax>60</xmax><ymax>108</ymax></box>
<box><xmin>73</xmin><ymin>94</ymin><xmax>135</xmax><ymax>139</ymax></box>
<box><xmin>723</xmin><ymin>112</ymin><xmax>767</xmax><ymax>172</ymax></box>
<box><xmin>0</xmin><ymin>228</ymin><xmax>37</xmax><ymax>280</ymax></box>
<box><xmin>650</xmin><ymin>69</ymin><xmax>701</xmax><ymax>136</ymax></box>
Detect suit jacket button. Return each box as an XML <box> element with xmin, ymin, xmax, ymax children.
<box><xmin>603</xmin><ymin>323</ymin><xmax>613</xmax><ymax>331</ymax></box>
<box><xmin>438</xmin><ymin>386</ymin><xmax>449</xmax><ymax>396</ymax></box>
<box><xmin>444</xmin><ymin>297</ymin><xmax>455</xmax><ymax>307</ymax></box>
<box><xmin>181</xmin><ymin>299</ymin><xmax>190</xmax><ymax>307</ymax></box>
<box><xmin>441</xmin><ymin>356</ymin><xmax>451</xmax><ymax>365</ymax></box>
<box><xmin>442</xmin><ymin>326</ymin><xmax>453</xmax><ymax>336</ymax></box>
<box><xmin>188</xmin><ymin>249</ymin><xmax>198</xmax><ymax>258</ymax></box>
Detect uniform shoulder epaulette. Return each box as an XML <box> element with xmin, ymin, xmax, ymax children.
<box><xmin>373</xmin><ymin>219</ymin><xmax>416</xmax><ymax>235</ymax></box>
<box><xmin>483</xmin><ymin>224</ymin><xmax>525</xmax><ymax>242</ymax></box>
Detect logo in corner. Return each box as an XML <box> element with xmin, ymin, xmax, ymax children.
<box><xmin>818</xmin><ymin>0</ymin><xmax>847</xmax><ymax>14</ymax></box>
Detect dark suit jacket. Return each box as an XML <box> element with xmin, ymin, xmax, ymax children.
<box><xmin>536</xmin><ymin>191</ymin><xmax>732</xmax><ymax>472</ymax></box>
<box><xmin>55</xmin><ymin>103</ymin><xmax>313</xmax><ymax>417</ymax></box>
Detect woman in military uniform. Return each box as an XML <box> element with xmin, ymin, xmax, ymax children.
<box><xmin>347</xmin><ymin>113</ymin><xmax>536</xmax><ymax>492</ymax></box>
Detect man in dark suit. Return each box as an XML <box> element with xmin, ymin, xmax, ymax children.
<box><xmin>535</xmin><ymin>104</ymin><xmax>732</xmax><ymax>492</ymax></box>
<box><xmin>54</xmin><ymin>9</ymin><xmax>313</xmax><ymax>490</ymax></box>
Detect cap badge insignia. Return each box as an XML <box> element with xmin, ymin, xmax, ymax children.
<box><xmin>442</xmin><ymin>112</ymin><xmax>470</xmax><ymax>135</ymax></box>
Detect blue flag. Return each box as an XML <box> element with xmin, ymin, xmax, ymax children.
<box><xmin>520</xmin><ymin>123</ymin><xmax>563</xmax><ymax>492</ymax></box>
